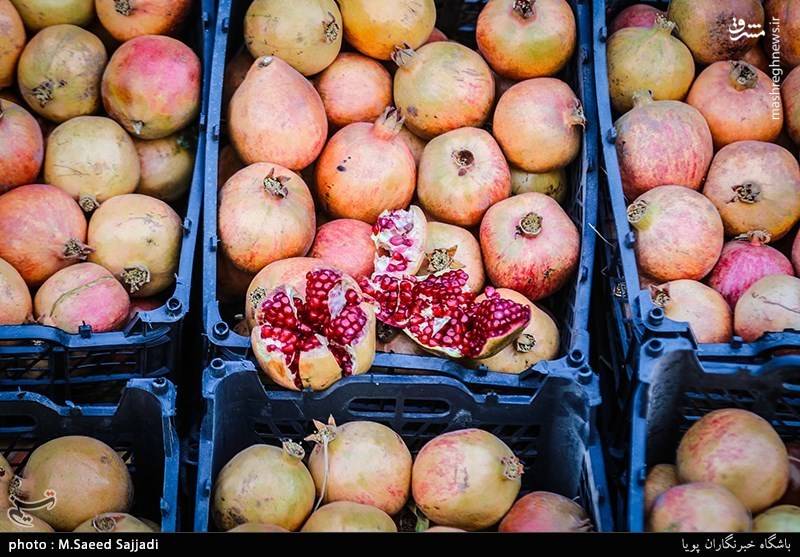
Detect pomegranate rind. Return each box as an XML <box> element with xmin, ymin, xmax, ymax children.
<box><xmin>300</xmin><ymin>501</ymin><xmax>398</xmax><ymax>532</ymax></box>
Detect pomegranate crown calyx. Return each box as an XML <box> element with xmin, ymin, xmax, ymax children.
<box><xmin>653</xmin><ymin>14</ymin><xmax>677</xmax><ymax>34</ymax></box>
<box><xmin>263</xmin><ymin>168</ymin><xmax>290</xmax><ymax>198</ymax></box>
<box><xmin>374</xmin><ymin>106</ymin><xmax>405</xmax><ymax>139</ymax></box>
<box><xmin>92</xmin><ymin>515</ymin><xmax>119</xmax><ymax>532</ymax></box>
<box><xmin>513</xmin><ymin>0</ymin><xmax>535</xmax><ymax>19</ymax></box>
<box><xmin>626</xmin><ymin>199</ymin><xmax>649</xmax><ymax>226</ymax></box>
<box><xmin>258</xmin><ymin>56</ymin><xmax>274</xmax><ymax>69</ymax></box>
<box><xmin>304</xmin><ymin>416</ymin><xmax>338</xmax><ymax>445</ymax></box>
<box><xmin>730</xmin><ymin>61</ymin><xmax>758</xmax><ymax>90</ymax></box>
<box><xmin>731</xmin><ymin>182</ymin><xmax>762</xmax><ymax>204</ymax></box>
<box><xmin>649</xmin><ymin>285</ymin><xmax>671</xmax><ymax>307</ymax></box>
<box><xmin>502</xmin><ymin>455</ymin><xmax>524</xmax><ymax>480</ymax></box>
<box><xmin>516</xmin><ymin>212</ymin><xmax>543</xmax><ymax>237</ymax></box>
<box><xmin>426</xmin><ymin>245</ymin><xmax>463</xmax><ymax>274</ymax></box>
<box><xmin>515</xmin><ymin>333</ymin><xmax>536</xmax><ymax>353</ymax></box>
<box><xmin>735</xmin><ymin>229</ymin><xmax>772</xmax><ymax>245</ymax></box>
<box><xmin>631</xmin><ymin>89</ymin><xmax>655</xmax><ymax>108</ymax></box>
<box><xmin>281</xmin><ymin>439</ymin><xmax>306</xmax><ymax>461</ymax></box>
<box><xmin>323</xmin><ymin>12</ymin><xmax>340</xmax><ymax>43</ymax></box>
<box><xmin>391</xmin><ymin>43</ymin><xmax>417</xmax><ymax>68</ymax></box>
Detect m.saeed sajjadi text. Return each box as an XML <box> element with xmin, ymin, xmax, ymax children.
<box><xmin>8</xmin><ymin>537</ymin><xmax>159</xmax><ymax>552</ymax></box>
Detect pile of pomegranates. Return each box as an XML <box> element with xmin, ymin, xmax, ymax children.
<box><xmin>217</xmin><ymin>0</ymin><xmax>586</xmax><ymax>390</ymax></box>
<box><xmin>606</xmin><ymin>1</ymin><xmax>800</xmax><ymax>344</ymax></box>
<box><xmin>0</xmin><ymin>0</ymin><xmax>200</xmax><ymax>333</ymax></box>
<box><xmin>212</xmin><ymin>419</ymin><xmax>592</xmax><ymax>533</ymax></box>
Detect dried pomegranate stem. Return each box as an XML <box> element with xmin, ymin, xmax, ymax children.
<box><xmin>650</xmin><ymin>286</ymin><xmax>671</xmax><ymax>308</ymax></box>
<box><xmin>391</xmin><ymin>44</ymin><xmax>416</xmax><ymax>68</ymax></box>
<box><xmin>502</xmin><ymin>455</ymin><xmax>524</xmax><ymax>480</ymax></box>
<box><xmin>515</xmin><ymin>333</ymin><xmax>536</xmax><ymax>353</ymax></box>
<box><xmin>730</xmin><ymin>61</ymin><xmax>758</xmax><ymax>91</ymax></box>
<box><xmin>626</xmin><ymin>199</ymin><xmax>648</xmax><ymax>225</ymax></box>
<box><xmin>516</xmin><ymin>212</ymin><xmax>543</xmax><ymax>237</ymax></box>
<box><xmin>281</xmin><ymin>439</ymin><xmax>305</xmax><ymax>461</ymax></box>
<box><xmin>654</xmin><ymin>14</ymin><xmax>676</xmax><ymax>34</ymax></box>
<box><xmin>92</xmin><ymin>515</ymin><xmax>118</xmax><ymax>532</ymax></box>
<box><xmin>513</xmin><ymin>0</ymin><xmax>535</xmax><ymax>18</ymax></box>
<box><xmin>63</xmin><ymin>239</ymin><xmax>92</xmax><ymax>260</ymax></box>
<box><xmin>79</xmin><ymin>194</ymin><xmax>100</xmax><ymax>213</ymax></box>
<box><xmin>735</xmin><ymin>229</ymin><xmax>771</xmax><ymax>245</ymax></box>
<box><xmin>732</xmin><ymin>182</ymin><xmax>761</xmax><ymax>204</ymax></box>
<box><xmin>323</xmin><ymin>12</ymin><xmax>339</xmax><ymax>43</ymax></box>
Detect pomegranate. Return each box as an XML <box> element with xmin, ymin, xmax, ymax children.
<box><xmin>218</xmin><ymin>254</ymin><xmax>254</xmax><ymax>304</ymax></box>
<box><xmin>742</xmin><ymin>43</ymin><xmax>770</xmax><ymax>73</ymax></box>
<box><xmin>668</xmin><ymin>0</ymin><xmax>764</xmax><ymax>64</ymax></box>
<box><xmin>17</xmin><ymin>24</ymin><xmax>107</xmax><ymax>122</ymax></box>
<box><xmin>779</xmin><ymin>443</ymin><xmax>800</xmax><ymax>506</ymax></box>
<box><xmin>337</xmin><ymin>0</ymin><xmax>435</xmax><ymax>61</ymax></box>
<box><xmin>609</xmin><ymin>4</ymin><xmax>664</xmax><ymax>34</ymax></box>
<box><xmin>307</xmin><ymin>419</ymin><xmax>411</xmax><ymax>515</ymax></box>
<box><xmin>372</xmin><ymin>205</ymin><xmax>427</xmax><ymax>278</ymax></box>
<box><xmin>310</xmin><ymin>219</ymin><xmax>375</xmax><ymax>280</ymax></box>
<box><xmin>73</xmin><ymin>513</ymin><xmax>155</xmax><ymax>533</ymax></box>
<box><xmin>392</xmin><ymin>42</ymin><xmax>494</xmax><ymax>139</ymax></box>
<box><xmin>218</xmin><ymin>144</ymin><xmax>244</xmax><ymax>188</ymax></box>
<box><xmin>244</xmin><ymin>0</ymin><xmax>341</xmax><ymax>76</ymax></box>
<box><xmin>687</xmin><ymin>62</ymin><xmax>782</xmax><ymax>148</ymax></box>
<box><xmin>419</xmin><ymin>222</ymin><xmax>484</xmax><ymax>294</ymax></box>
<box><xmin>0</xmin><ymin>258</ymin><xmax>30</xmax><ymax>325</ymax></box>
<box><xmin>219</xmin><ymin>163</ymin><xmax>315</xmax><ymax>274</ymax></box>
<box><xmin>87</xmin><ymin>194</ymin><xmax>182</xmax><ymax>297</ymax></box>
<box><xmin>648</xmin><ymin>483</ymin><xmax>751</xmax><ymax>532</ymax></box>
<box><xmin>213</xmin><ymin>442</ymin><xmax>315</xmax><ymax>531</ymax></box>
<box><xmin>471</xmin><ymin>288</ymin><xmax>558</xmax><ymax>373</ymax></box>
<box><xmin>644</xmin><ymin>464</ymin><xmax>679</xmax><ymax>516</ymax></box>
<box><xmin>754</xmin><ymin>505</ymin><xmax>800</xmax><ymax>532</ymax></box>
<box><xmin>708</xmin><ymin>231</ymin><xmax>794</xmax><ymax>308</ymax></box>
<box><xmin>510</xmin><ymin>167</ymin><xmax>567</xmax><ymax>205</ymax></box>
<box><xmin>134</xmin><ymin>132</ymin><xmax>194</xmax><ymax>202</ymax></box>
<box><xmin>649</xmin><ymin>280</ymin><xmax>733</xmax><ymax>344</ymax></box>
<box><xmin>0</xmin><ymin>100</ymin><xmax>43</xmax><ymax>193</ymax></box>
<box><xmin>480</xmin><ymin>192</ymin><xmax>579</xmax><ymax>301</ymax></box>
<box><xmin>476</xmin><ymin>0</ymin><xmax>575</xmax><ymax>80</ymax></box>
<box><xmin>14</xmin><ymin>436</ymin><xmax>133</xmax><ymax>531</ymax></box>
<box><xmin>127</xmin><ymin>297</ymin><xmax>162</xmax><ymax>322</ymax></box>
<box><xmin>781</xmin><ymin>66</ymin><xmax>800</xmax><ymax>146</ymax></box>
<box><xmin>606</xmin><ymin>17</ymin><xmax>695</xmax><ymax>114</ymax></box>
<box><xmin>8</xmin><ymin>0</ymin><xmax>93</xmax><ymax>30</ymax></box>
<box><xmin>703</xmin><ymin>141</ymin><xmax>800</xmax><ymax>241</ymax></box>
<box><xmin>734</xmin><ymin>275</ymin><xmax>800</xmax><ymax>342</ymax></box>
<box><xmin>102</xmin><ymin>35</ymin><xmax>200</xmax><ymax>139</ymax></box>
<box><xmin>411</xmin><ymin>429</ymin><xmax>522</xmax><ymax>530</ymax></box>
<box><xmin>425</xmin><ymin>28</ymin><xmax>448</xmax><ymax>44</ymax></box>
<box><xmin>301</xmin><ymin>501</ymin><xmax>397</xmax><ymax>532</ymax></box>
<box><xmin>417</xmin><ymin>127</ymin><xmax>510</xmax><ymax>227</ymax></box>
<box><xmin>95</xmin><ymin>0</ymin><xmax>191</xmax><ymax>42</ymax></box>
<box><xmin>222</xmin><ymin>47</ymin><xmax>254</xmax><ymax>109</ymax></box>
<box><xmin>228</xmin><ymin>523</ymin><xmax>289</xmax><ymax>533</ymax></box>
<box><xmin>499</xmin><ymin>492</ymin><xmax>591</xmax><ymax>532</ymax></box>
<box><xmin>626</xmin><ymin>186</ymin><xmax>724</xmax><ymax>282</ymax></box>
<box><xmin>677</xmin><ymin>408</ymin><xmax>789</xmax><ymax>513</ymax></box>
<box><xmin>0</xmin><ymin>0</ymin><xmax>24</xmax><ymax>89</ymax></box>
<box><xmin>228</xmin><ymin>56</ymin><xmax>327</xmax><ymax>169</ymax></box>
<box><xmin>767</xmin><ymin>0</ymin><xmax>800</xmax><ymax>67</ymax></box>
<box><xmin>794</xmin><ymin>231</ymin><xmax>800</xmax><ymax>275</ymax></box>
<box><xmin>315</xmin><ymin>107</ymin><xmax>415</xmax><ymax>223</ymax></box>
<box><xmin>0</xmin><ymin>184</ymin><xmax>90</xmax><ymax>287</ymax></box>
<box><xmin>34</xmin><ymin>262</ymin><xmax>129</xmax><ymax>334</ymax></box>
<box><xmin>493</xmin><ymin>78</ymin><xmax>584</xmax><ymax>173</ymax></box>
<box><xmin>397</xmin><ymin>127</ymin><xmax>426</xmax><ymax>167</ymax></box>
<box><xmin>314</xmin><ymin>52</ymin><xmax>392</xmax><ymax>128</ymax></box>
<box><xmin>376</xmin><ymin>325</ymin><xmax>427</xmax><ymax>355</ymax></box>
<box><xmin>613</xmin><ymin>91</ymin><xmax>713</xmax><ymax>200</ymax></box>
<box><xmin>425</xmin><ymin>526</ymin><xmax>464</xmax><ymax>532</ymax></box>
<box><xmin>44</xmin><ymin>116</ymin><xmax>140</xmax><ymax>212</ymax></box>
<box><xmin>251</xmin><ymin>267</ymin><xmax>376</xmax><ymax>391</ymax></box>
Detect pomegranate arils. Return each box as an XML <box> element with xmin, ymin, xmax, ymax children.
<box><xmin>373</xmin><ymin>206</ymin><xmax>427</xmax><ymax>277</ymax></box>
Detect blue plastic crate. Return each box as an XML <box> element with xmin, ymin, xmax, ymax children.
<box><xmin>0</xmin><ymin>377</ymin><xmax>180</xmax><ymax>531</ymax></box>
<box><xmin>201</xmin><ymin>0</ymin><xmax>600</xmax><ymax>391</ymax></box>
<box><xmin>191</xmin><ymin>358</ymin><xmax>613</xmax><ymax>532</ymax></box>
<box><xmin>0</xmin><ymin>0</ymin><xmax>215</xmax><ymax>405</ymax></box>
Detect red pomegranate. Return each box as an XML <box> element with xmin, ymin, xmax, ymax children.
<box><xmin>687</xmin><ymin>62</ymin><xmax>782</xmax><ymax>148</ymax></box>
<box><xmin>229</xmin><ymin>56</ymin><xmax>327</xmax><ymax>169</ymax></box>
<box><xmin>228</xmin><ymin>523</ymin><xmax>289</xmax><ymax>533</ymax></box>
<box><xmin>511</xmin><ymin>167</ymin><xmax>567</xmax><ymax>204</ymax></box>
<box><xmin>742</xmin><ymin>43</ymin><xmax>770</xmax><ymax>73</ymax></box>
<box><xmin>767</xmin><ymin>0</ymin><xmax>800</xmax><ymax>67</ymax></box>
<box><xmin>337</xmin><ymin>0</ymin><xmax>435</xmax><ymax>60</ymax></box>
<box><xmin>73</xmin><ymin>513</ymin><xmax>155</xmax><ymax>533</ymax></box>
<box><xmin>471</xmin><ymin>288</ymin><xmax>559</xmax><ymax>373</ymax></box>
<box><xmin>127</xmin><ymin>297</ymin><xmax>162</xmax><ymax>322</ymax></box>
<box><xmin>0</xmin><ymin>100</ymin><xmax>43</xmax><ymax>193</ymax></box>
<box><xmin>17</xmin><ymin>24</ymin><xmax>107</xmax><ymax>122</ymax></box>
<box><xmin>222</xmin><ymin>47</ymin><xmax>253</xmax><ymax>109</ymax></box>
<box><xmin>754</xmin><ymin>505</ymin><xmax>800</xmax><ymax>532</ymax></box>
<box><xmin>372</xmin><ymin>205</ymin><xmax>428</xmax><ymax>278</ymax></box>
<box><xmin>314</xmin><ymin>52</ymin><xmax>392</xmax><ymax>128</ymax></box>
<box><xmin>307</xmin><ymin>419</ymin><xmax>411</xmax><ymax>515</ymax></box>
<box><xmin>606</xmin><ymin>17</ymin><xmax>695</xmax><ymax>113</ymax></box>
<box><xmin>34</xmin><ymin>262</ymin><xmax>129</xmax><ymax>334</ymax></box>
<box><xmin>218</xmin><ymin>144</ymin><xmax>244</xmax><ymax>187</ymax></box>
<box><xmin>493</xmin><ymin>78</ymin><xmax>584</xmax><ymax>173</ymax></box>
<box><xmin>134</xmin><ymin>132</ymin><xmax>194</xmax><ymax>202</ymax></box>
<box><xmin>668</xmin><ymin>0</ymin><xmax>764</xmax><ymax>64</ymax></box>
<box><xmin>251</xmin><ymin>267</ymin><xmax>376</xmax><ymax>391</ymax></box>
<box><xmin>0</xmin><ymin>0</ymin><xmax>24</xmax><ymax>89</ymax></box>
<box><xmin>499</xmin><ymin>492</ymin><xmax>591</xmax><ymax>532</ymax></box>
<box><xmin>614</xmin><ymin>91</ymin><xmax>713</xmax><ymax>200</ymax></box>
<box><xmin>476</xmin><ymin>0</ymin><xmax>575</xmax><ymax>80</ymax></box>
<box><xmin>8</xmin><ymin>0</ymin><xmax>94</xmax><ymax>30</ymax></box>
<box><xmin>708</xmin><ymin>231</ymin><xmax>794</xmax><ymax>308</ymax></box>
<box><xmin>411</xmin><ymin>429</ymin><xmax>522</xmax><ymax>531</ymax></box>
<box><xmin>95</xmin><ymin>0</ymin><xmax>191</xmax><ymax>42</ymax></box>
<box><xmin>244</xmin><ymin>0</ymin><xmax>341</xmax><ymax>76</ymax></box>
<box><xmin>310</xmin><ymin>219</ymin><xmax>375</xmax><ymax>280</ymax></box>
<box><xmin>609</xmin><ymin>4</ymin><xmax>664</xmax><ymax>34</ymax></box>
<box><xmin>644</xmin><ymin>464</ymin><xmax>679</xmax><ymax>516</ymax></box>
<box><xmin>376</xmin><ymin>325</ymin><xmax>427</xmax><ymax>356</ymax></box>
<box><xmin>481</xmin><ymin>192</ymin><xmax>579</xmax><ymax>301</ymax></box>
<box><xmin>44</xmin><ymin>116</ymin><xmax>140</xmax><ymax>212</ymax></box>
<box><xmin>648</xmin><ymin>483</ymin><xmax>751</xmax><ymax>532</ymax></box>
<box><xmin>735</xmin><ymin>275</ymin><xmax>800</xmax><ymax>342</ymax></box>
<box><xmin>392</xmin><ymin>42</ymin><xmax>494</xmax><ymax>139</ymax></box>
<box><xmin>0</xmin><ymin>257</ymin><xmax>31</xmax><ymax>325</ymax></box>
<box><xmin>419</xmin><ymin>222</ymin><xmax>485</xmax><ymax>294</ymax></box>
<box><xmin>397</xmin><ymin>127</ymin><xmax>426</xmax><ymax>167</ymax></box>
<box><xmin>102</xmin><ymin>35</ymin><xmax>200</xmax><ymax>139</ymax></box>
<box><xmin>677</xmin><ymin>408</ymin><xmax>789</xmax><ymax>512</ymax></box>
<box><xmin>794</xmin><ymin>230</ymin><xmax>800</xmax><ymax>276</ymax></box>
<box><xmin>626</xmin><ymin>186</ymin><xmax>724</xmax><ymax>282</ymax></box>
<box><xmin>213</xmin><ymin>442</ymin><xmax>315</xmax><ymax>531</ymax></box>
<box><xmin>649</xmin><ymin>280</ymin><xmax>732</xmax><ymax>344</ymax></box>
<box><xmin>425</xmin><ymin>27</ymin><xmax>448</xmax><ymax>44</ymax></box>
<box><xmin>0</xmin><ymin>184</ymin><xmax>90</xmax><ymax>287</ymax></box>
<box><xmin>315</xmin><ymin>107</ymin><xmax>415</xmax><ymax>223</ymax></box>
<box><xmin>781</xmin><ymin>66</ymin><xmax>800</xmax><ymax>145</ymax></box>
<box><xmin>245</xmin><ymin>257</ymin><xmax>326</xmax><ymax>328</ymax></box>
<box><xmin>88</xmin><ymin>194</ymin><xmax>182</xmax><ymax>297</ymax></box>
<box><xmin>219</xmin><ymin>163</ymin><xmax>316</xmax><ymax>274</ymax></box>
<box><xmin>417</xmin><ymin>127</ymin><xmax>510</xmax><ymax>227</ymax></box>
<box><xmin>703</xmin><ymin>141</ymin><xmax>800</xmax><ymax>240</ymax></box>
<box><xmin>301</xmin><ymin>501</ymin><xmax>397</xmax><ymax>532</ymax></box>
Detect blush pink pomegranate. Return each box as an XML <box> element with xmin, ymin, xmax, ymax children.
<box><xmin>0</xmin><ymin>257</ymin><xmax>31</xmax><ymax>325</ymax></box>
<box><xmin>626</xmin><ymin>186</ymin><xmax>723</xmax><ymax>282</ymax></box>
<box><xmin>644</xmin><ymin>464</ymin><xmax>679</xmax><ymax>516</ymax></box>
<box><xmin>300</xmin><ymin>501</ymin><xmax>397</xmax><ymax>532</ymax></box>
<box><xmin>95</xmin><ymin>0</ymin><xmax>191</xmax><ymax>42</ymax></box>
<box><xmin>781</xmin><ymin>65</ymin><xmax>800</xmax><ymax>146</ymax></box>
<box><xmin>127</xmin><ymin>297</ymin><xmax>163</xmax><ymax>323</ymax></box>
<box><xmin>314</xmin><ymin>53</ymin><xmax>392</xmax><ymax>128</ymax></box>
<box><xmin>794</xmin><ymin>230</ymin><xmax>800</xmax><ymax>276</ymax></box>
<box><xmin>648</xmin><ymin>482</ymin><xmax>751</xmax><ymax>532</ymax></box>
<box><xmin>734</xmin><ymin>275</ymin><xmax>800</xmax><ymax>342</ymax></box>
<box><xmin>609</xmin><ymin>4</ymin><xmax>664</xmax><ymax>34</ymax></box>
<box><xmin>499</xmin><ymin>491</ymin><xmax>591</xmax><ymax>532</ymax></box>
<box><xmin>613</xmin><ymin>91</ymin><xmax>713</xmax><ymax>200</ymax></box>
<box><xmin>0</xmin><ymin>100</ymin><xmax>43</xmax><ymax>193</ymax></box>
<box><xmin>649</xmin><ymin>280</ymin><xmax>732</xmax><ymax>344</ymax></box>
<box><xmin>480</xmin><ymin>192</ymin><xmax>579</xmax><ymax>301</ymax></box>
<box><xmin>677</xmin><ymin>408</ymin><xmax>789</xmax><ymax>513</ymax></box>
<box><xmin>419</xmin><ymin>222</ymin><xmax>485</xmax><ymax>294</ymax></box>
<box><xmin>310</xmin><ymin>219</ymin><xmax>375</xmax><ymax>280</ymax></box>
<box><xmin>0</xmin><ymin>0</ymin><xmax>24</xmax><ymax>88</ymax></box>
